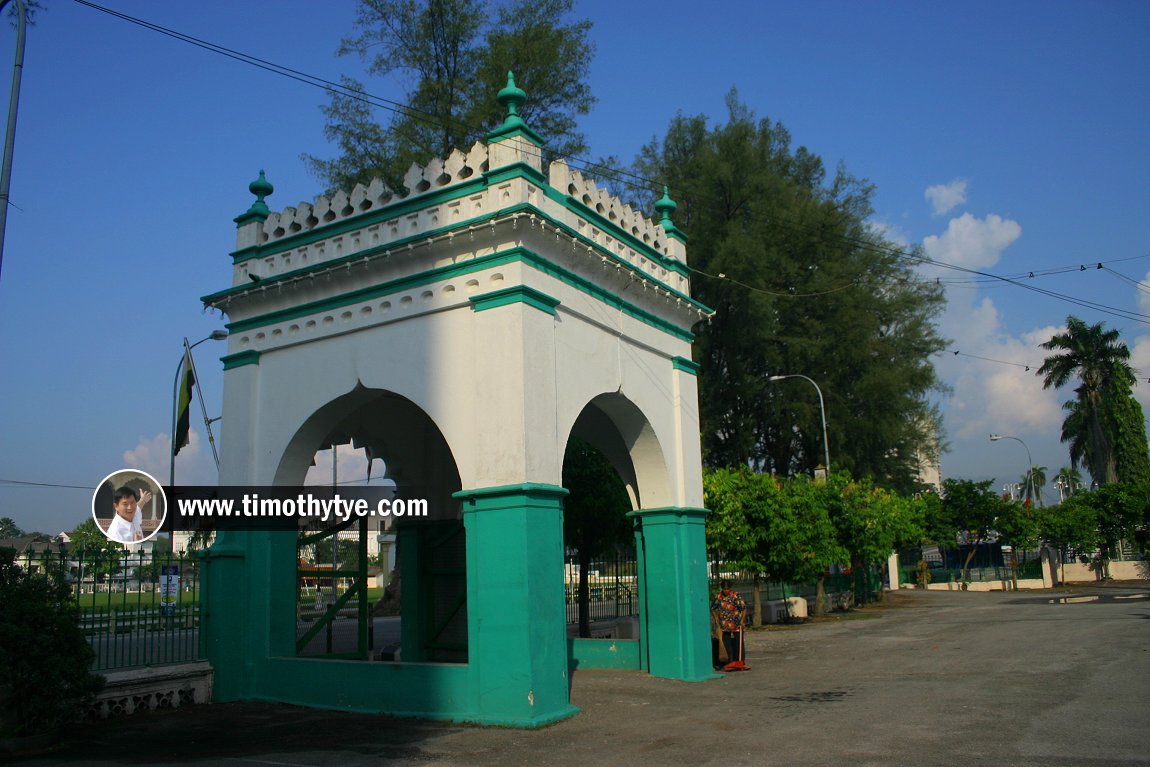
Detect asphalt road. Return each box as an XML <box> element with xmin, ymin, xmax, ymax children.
<box><xmin>12</xmin><ymin>584</ymin><xmax>1150</xmax><ymax>767</ymax></box>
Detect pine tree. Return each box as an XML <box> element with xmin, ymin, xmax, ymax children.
<box><xmin>632</xmin><ymin>91</ymin><xmax>947</xmax><ymax>492</ymax></box>
<box><xmin>305</xmin><ymin>0</ymin><xmax>595</xmax><ymax>193</ymax></box>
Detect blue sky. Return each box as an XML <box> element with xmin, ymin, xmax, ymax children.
<box><xmin>1</xmin><ymin>0</ymin><xmax>1148</xmax><ymax>535</ymax></box>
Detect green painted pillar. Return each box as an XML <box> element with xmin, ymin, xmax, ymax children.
<box><xmin>454</xmin><ymin>483</ymin><xmax>578</xmax><ymax>726</ymax></box>
<box><xmin>197</xmin><ymin>532</ymin><xmax>251</xmax><ymax>701</ymax></box>
<box><xmin>629</xmin><ymin>507</ymin><xmax>715</xmax><ymax>681</ymax></box>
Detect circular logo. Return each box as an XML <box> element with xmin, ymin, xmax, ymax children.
<box><xmin>91</xmin><ymin>469</ymin><xmax>168</xmax><ymax>545</ymax></box>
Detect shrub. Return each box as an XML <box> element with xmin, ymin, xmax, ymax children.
<box><xmin>0</xmin><ymin>548</ymin><xmax>104</xmax><ymax>737</ymax></box>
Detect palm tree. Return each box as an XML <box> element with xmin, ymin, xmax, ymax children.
<box><xmin>1021</xmin><ymin>465</ymin><xmax>1047</xmax><ymax>507</ymax></box>
<box><xmin>1037</xmin><ymin>316</ymin><xmax>1143</xmax><ymax>485</ymax></box>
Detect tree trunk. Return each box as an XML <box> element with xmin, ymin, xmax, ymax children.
<box><xmin>752</xmin><ymin>574</ymin><xmax>762</xmax><ymax>627</ymax></box>
<box><xmin>815</xmin><ymin>573</ymin><xmax>827</xmax><ymax>617</ymax></box>
<box><xmin>852</xmin><ymin>554</ymin><xmax>867</xmax><ymax>606</ymax></box>
<box><xmin>961</xmin><ymin>544</ymin><xmax>980</xmax><ymax>589</ymax></box>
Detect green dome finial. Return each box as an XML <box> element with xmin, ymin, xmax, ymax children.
<box><xmin>246</xmin><ymin>169</ymin><xmax>274</xmax><ymax>217</ymax></box>
<box><xmin>655</xmin><ymin>186</ymin><xmax>678</xmax><ymax>230</ymax></box>
<box><xmin>497</xmin><ymin>71</ymin><xmax>527</xmax><ymax>130</ymax></box>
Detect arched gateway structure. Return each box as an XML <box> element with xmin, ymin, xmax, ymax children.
<box><xmin>199</xmin><ymin>76</ymin><xmax>715</xmax><ymax>726</ymax></box>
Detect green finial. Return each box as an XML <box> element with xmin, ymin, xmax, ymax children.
<box><xmin>655</xmin><ymin>186</ymin><xmax>678</xmax><ymax>230</ymax></box>
<box><xmin>250</xmin><ymin>170</ymin><xmax>273</xmax><ymax>205</ymax></box>
<box><xmin>244</xmin><ymin>169</ymin><xmax>274</xmax><ymax>218</ymax></box>
<box><xmin>497</xmin><ymin>71</ymin><xmax>527</xmax><ymax>130</ymax></box>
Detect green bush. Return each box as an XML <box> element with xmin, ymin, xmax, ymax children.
<box><xmin>0</xmin><ymin>548</ymin><xmax>104</xmax><ymax>737</ymax></box>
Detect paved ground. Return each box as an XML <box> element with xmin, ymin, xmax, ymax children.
<box><xmin>11</xmin><ymin>584</ymin><xmax>1150</xmax><ymax>767</ymax></box>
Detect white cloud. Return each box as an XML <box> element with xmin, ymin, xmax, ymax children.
<box><xmin>936</xmin><ymin>297</ymin><xmax>1062</xmax><ymax>443</ymax></box>
<box><xmin>1130</xmin><ymin>335</ymin><xmax>1150</xmax><ymax>413</ymax></box>
<box><xmin>1138</xmin><ymin>269</ymin><xmax>1150</xmax><ymax>317</ymax></box>
<box><xmin>305</xmin><ymin>445</ymin><xmax>375</xmax><ymax>486</ymax></box>
<box><xmin>922</xmin><ymin>206</ymin><xmax>1062</xmax><ymax>481</ymax></box>
<box><xmin>925</xmin><ymin>179</ymin><xmax>968</xmax><ymax>216</ymax></box>
<box><xmin>868</xmin><ymin>219</ymin><xmax>911</xmax><ymax>249</ymax></box>
<box><xmin>922</xmin><ymin>212</ymin><xmax>1021</xmax><ymax>270</ymax></box>
<box><xmin>123</xmin><ymin>430</ymin><xmax>215</xmax><ymax>485</ymax></box>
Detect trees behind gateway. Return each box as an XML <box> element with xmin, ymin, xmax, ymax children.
<box><xmin>632</xmin><ymin>93</ymin><xmax>947</xmax><ymax>493</ymax></box>
<box><xmin>305</xmin><ymin>0</ymin><xmax>595</xmax><ymax>194</ymax></box>
<box><xmin>704</xmin><ymin>469</ymin><xmax>924</xmax><ymax>618</ymax></box>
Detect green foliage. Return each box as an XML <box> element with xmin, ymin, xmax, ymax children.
<box><xmin>311</xmin><ymin>537</ymin><xmax>362</xmax><ymax>566</ymax></box>
<box><xmin>830</xmin><ymin>474</ymin><xmax>924</xmax><ymax>565</ymax></box>
<box><xmin>823</xmin><ymin>473</ymin><xmax>924</xmax><ymax>603</ymax></box>
<box><xmin>67</xmin><ymin>519</ymin><xmax>124</xmax><ymax>583</ymax></box>
<box><xmin>632</xmin><ymin>92</ymin><xmax>947</xmax><ymax>492</ymax></box>
<box><xmin>704</xmin><ymin>468</ymin><xmax>921</xmax><ymax>604</ymax></box>
<box><xmin>1084</xmin><ymin>482</ymin><xmax>1147</xmax><ymax>557</ymax></box>
<box><xmin>1038</xmin><ymin>315</ymin><xmax>1150</xmax><ymax>486</ymax></box>
<box><xmin>940</xmin><ymin>478</ymin><xmax>1004</xmax><ymax>546</ymax></box>
<box><xmin>939</xmin><ymin>478</ymin><xmax>1015</xmax><ymax>582</ymax></box>
<box><xmin>994</xmin><ymin>499</ymin><xmax>1041</xmax><ymax>556</ymax></box>
<box><xmin>306</xmin><ymin>0</ymin><xmax>595</xmax><ymax>193</ymax></box>
<box><xmin>0</xmin><ymin>517</ymin><xmax>21</xmax><ymax>538</ymax></box>
<box><xmin>562</xmin><ymin>438</ymin><xmax>632</xmax><ymax>556</ymax></box>
<box><xmin>0</xmin><ymin>549</ymin><xmax>103</xmax><ymax>737</ymax></box>
<box><xmin>1038</xmin><ymin>495</ymin><xmax>1098</xmax><ymax>554</ymax></box>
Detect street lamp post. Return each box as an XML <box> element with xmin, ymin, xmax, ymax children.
<box><xmin>767</xmin><ymin>374</ymin><xmax>830</xmax><ymax>476</ymax></box>
<box><xmin>0</xmin><ymin>0</ymin><xmax>28</xmax><ymax>286</ymax></box>
<box><xmin>989</xmin><ymin>434</ymin><xmax>1033</xmax><ymax>504</ymax></box>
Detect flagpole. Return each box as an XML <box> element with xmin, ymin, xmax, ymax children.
<box><xmin>169</xmin><ymin>344</ymin><xmax>186</xmax><ymax>489</ymax></box>
<box><xmin>167</xmin><ymin>333</ymin><xmax>225</xmax><ymax>554</ymax></box>
<box><xmin>184</xmin><ymin>338</ymin><xmax>220</xmax><ymax>471</ymax></box>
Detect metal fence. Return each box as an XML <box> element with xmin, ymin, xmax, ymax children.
<box><xmin>563</xmin><ymin>549</ymin><xmax>886</xmax><ymax>628</ymax></box>
<box><xmin>7</xmin><ymin>545</ymin><xmax>202</xmax><ymax>671</ymax></box>
<box><xmin>564</xmin><ymin>551</ymin><xmax>639</xmax><ymax>625</ymax></box>
<box><xmin>716</xmin><ymin>571</ymin><xmax>873</xmax><ymax>606</ymax></box>
<box><xmin>900</xmin><ymin>553</ymin><xmax>1044</xmax><ymax>587</ymax></box>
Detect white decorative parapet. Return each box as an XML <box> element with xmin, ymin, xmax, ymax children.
<box><xmin>88</xmin><ymin>661</ymin><xmax>213</xmax><ymax>719</ymax></box>
<box><xmin>260</xmin><ymin>142</ymin><xmax>489</xmax><ymax>246</ymax></box>
<box><xmin>548</xmin><ymin>159</ymin><xmax>683</xmax><ymax>261</ymax></box>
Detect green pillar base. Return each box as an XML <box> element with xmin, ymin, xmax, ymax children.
<box><xmin>454</xmin><ymin>483</ymin><xmax>578</xmax><ymax>726</ymax></box>
<box><xmin>629</xmin><ymin>507</ymin><xmax>715</xmax><ymax>681</ymax></box>
<box><xmin>197</xmin><ymin>533</ymin><xmax>250</xmax><ymax>701</ymax></box>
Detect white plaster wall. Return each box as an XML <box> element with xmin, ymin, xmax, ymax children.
<box><xmin>217</xmin><ymin>257</ymin><xmax>703</xmax><ymax>508</ymax></box>
<box><xmin>217</xmin><ymin>138</ymin><xmax>707</xmax><ymax>508</ymax></box>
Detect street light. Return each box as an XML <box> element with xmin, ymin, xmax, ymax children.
<box><xmin>767</xmin><ymin>374</ymin><xmax>830</xmax><ymax>476</ymax></box>
<box><xmin>0</xmin><ymin>0</ymin><xmax>28</xmax><ymax>286</ymax></box>
<box><xmin>989</xmin><ymin>434</ymin><xmax>1033</xmax><ymax>504</ymax></box>
<box><xmin>169</xmin><ymin>331</ymin><xmax>228</xmax><ymax>487</ymax></box>
<box><xmin>1053</xmin><ymin>474</ymin><xmax>1082</xmax><ymax>503</ymax></box>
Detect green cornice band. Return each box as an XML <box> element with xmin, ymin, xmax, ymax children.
<box><xmin>483</xmin><ymin>160</ymin><xmax>546</xmax><ymax>186</ymax></box>
<box><xmin>470</xmin><ymin>285</ymin><xmax>560</xmax><ymax>316</ymax></box>
<box><xmin>221</xmin><ymin>349</ymin><xmax>261</xmax><ymax>369</ymax></box>
<box><xmin>672</xmin><ymin>356</ymin><xmax>701</xmax><ymax>375</ymax></box>
<box><xmin>486</xmin><ymin>123</ymin><xmax>545</xmax><ymax>147</ymax></box>
<box><xmin>217</xmin><ymin>246</ymin><xmax>701</xmax><ymax>342</ymax></box>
